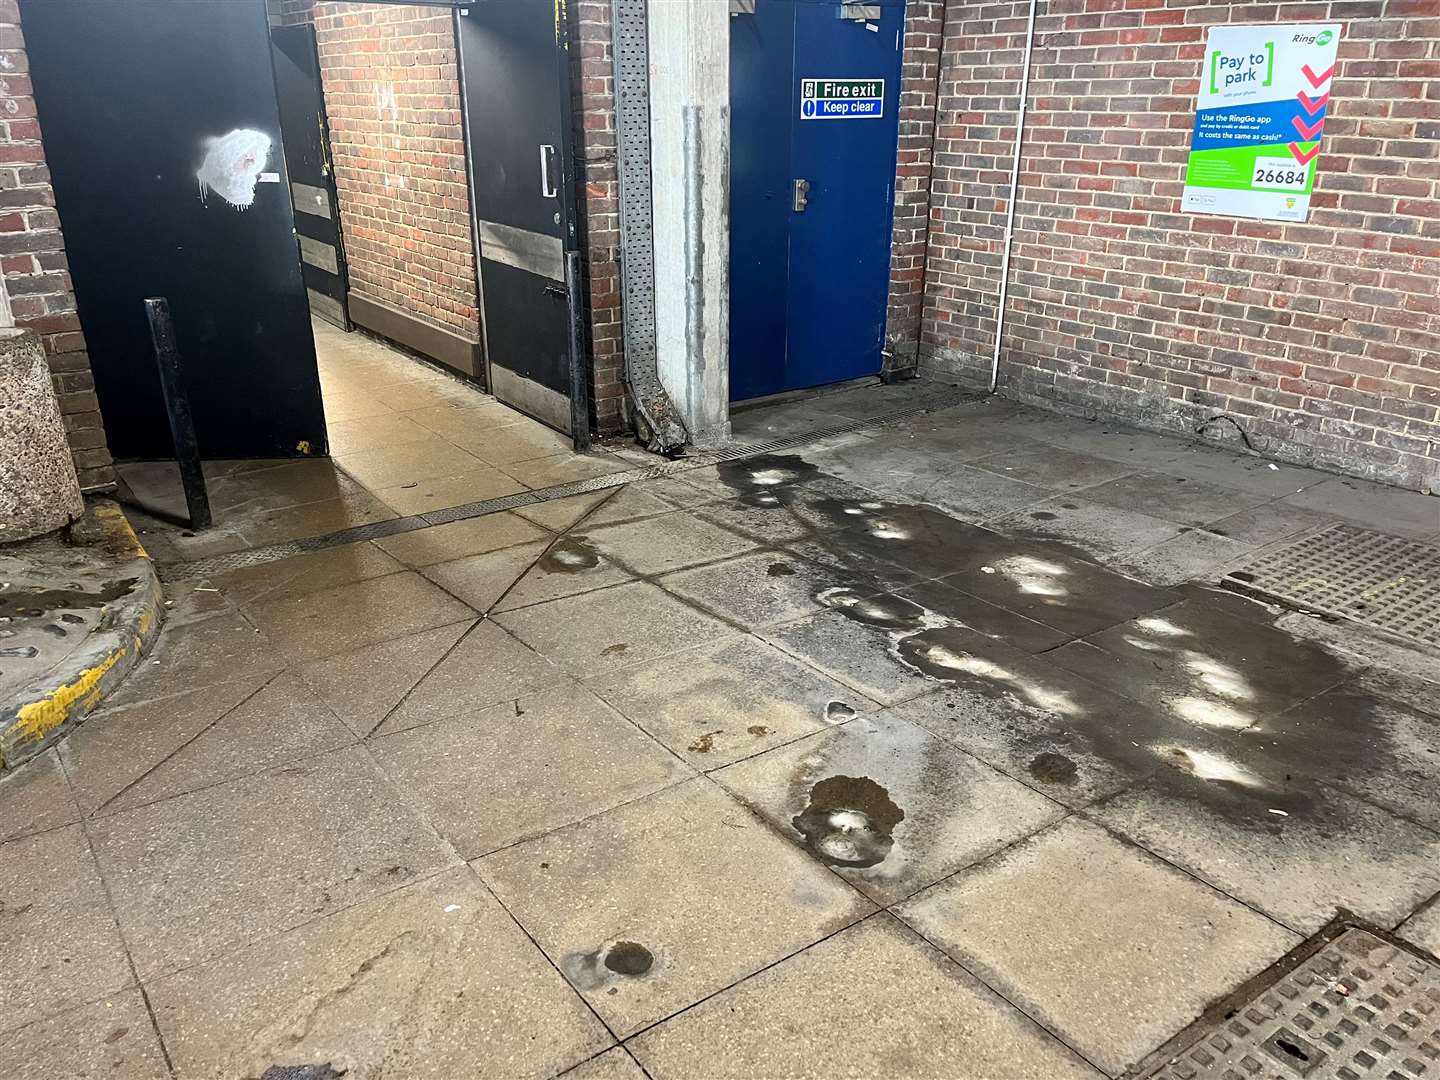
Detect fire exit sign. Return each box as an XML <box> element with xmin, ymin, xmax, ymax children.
<box><xmin>800</xmin><ymin>78</ymin><xmax>884</xmax><ymax>120</ymax></box>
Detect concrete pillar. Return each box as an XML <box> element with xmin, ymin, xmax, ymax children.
<box><xmin>0</xmin><ymin>327</ymin><xmax>84</xmax><ymax>542</ymax></box>
<box><xmin>647</xmin><ymin>0</ymin><xmax>730</xmax><ymax>447</ymax></box>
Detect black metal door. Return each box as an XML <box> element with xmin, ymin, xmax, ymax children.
<box><xmin>458</xmin><ymin>2</ymin><xmax>581</xmax><ymax>435</ymax></box>
<box><xmin>272</xmin><ymin>23</ymin><xmax>349</xmax><ymax>330</ymax></box>
<box><xmin>21</xmin><ymin>0</ymin><xmax>326</xmax><ymax>460</ymax></box>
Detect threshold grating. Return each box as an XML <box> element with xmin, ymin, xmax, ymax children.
<box><xmin>1223</xmin><ymin>524</ymin><xmax>1440</xmax><ymax>648</ymax></box>
<box><xmin>157</xmin><ymin>386</ymin><xmax>980</xmax><ymax>582</ymax></box>
<box><xmin>1137</xmin><ymin>925</ymin><xmax>1440</xmax><ymax>1080</ymax></box>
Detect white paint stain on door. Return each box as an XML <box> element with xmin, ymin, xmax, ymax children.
<box><xmin>196</xmin><ymin>129</ymin><xmax>273</xmax><ymax>209</ymax></box>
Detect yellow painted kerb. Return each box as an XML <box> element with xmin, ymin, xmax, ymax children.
<box><xmin>13</xmin><ymin>645</ymin><xmax>128</xmax><ymax>743</ymax></box>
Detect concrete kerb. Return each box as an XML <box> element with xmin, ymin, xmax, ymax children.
<box><xmin>0</xmin><ymin>501</ymin><xmax>165</xmax><ymax>771</ymax></box>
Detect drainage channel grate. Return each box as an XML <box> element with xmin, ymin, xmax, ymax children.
<box><xmin>157</xmin><ymin>386</ymin><xmax>980</xmax><ymax>582</ymax></box>
<box><xmin>1138</xmin><ymin>926</ymin><xmax>1440</xmax><ymax>1080</ymax></box>
<box><xmin>1223</xmin><ymin>524</ymin><xmax>1440</xmax><ymax>648</ymax></box>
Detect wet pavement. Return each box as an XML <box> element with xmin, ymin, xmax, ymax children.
<box><xmin>3</xmin><ymin>390</ymin><xmax>1440</xmax><ymax>1078</ymax></box>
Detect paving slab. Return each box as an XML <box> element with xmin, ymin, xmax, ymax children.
<box><xmin>1079</xmin><ymin>470</ymin><xmax>1269</xmax><ymax>527</ymax></box>
<box><xmin>494</xmin><ymin>581</ymin><xmax>735</xmax><ymax>682</ymax></box>
<box><xmin>149</xmin><ymin>868</ymin><xmax>612</xmax><ymax>1080</ymax></box>
<box><xmin>492</xmin><ymin>534</ymin><xmax>637</xmax><ymax>612</ymax></box>
<box><xmin>297</xmin><ymin>620</ymin><xmax>474</xmax><ymax>737</ymax></box>
<box><xmin>1201</xmin><ymin>500</ymin><xmax>1335</xmax><ymax>545</ymax></box>
<box><xmin>1398</xmin><ymin>896</ymin><xmax>1440</xmax><ymax>955</ymax></box>
<box><xmin>374</xmin><ymin>511</ymin><xmax>549</xmax><ymax>567</ymax></box>
<box><xmin>373</xmin><ymin>466</ymin><xmax>528</xmax><ymax>516</ymax></box>
<box><xmin>245</xmin><ymin>571</ymin><xmax>474</xmax><ymax>662</ymax></box>
<box><xmin>762</xmin><ymin>608</ymin><xmax>938</xmax><ymax>707</ymax></box>
<box><xmin>476</xmin><ymin>779</ymin><xmax>873</xmax><ymax>1037</ymax></box>
<box><xmin>691</xmin><ymin>494</ymin><xmax>825</xmax><ymax>545</ymax></box>
<box><xmin>452</xmin><ymin>415</ymin><xmax>575</xmax><ymax>465</ymax></box>
<box><xmin>89</xmin><ymin>745</ymin><xmax>460</xmax><ymax>977</ymax></box>
<box><xmin>211</xmin><ymin>541</ymin><xmax>404</xmax><ymax>606</ymax></box>
<box><xmin>371</xmin><ymin>682</ymin><xmax>690</xmax><ymax>857</ymax></box>
<box><xmin>882</xmin><ymin>632</ymin><xmax>1186</xmax><ymax>808</ymax></box>
<box><xmin>59</xmin><ymin>672</ymin><xmax>279</xmax><ymax>815</ymax></box>
<box><xmin>512</xmin><ymin>489</ymin><xmax>615</xmax><ymax>532</ymax></box>
<box><xmin>585</xmin><ymin>511</ymin><xmax>760</xmax><ymax>576</ymax></box>
<box><xmin>990</xmin><ymin>495</ymin><xmax>1183</xmax><ymax>561</ymax></box>
<box><xmin>1148</xmin><ymin>444</ymin><xmax>1332</xmax><ymax>499</ymax></box>
<box><xmin>895</xmin><ymin>578</ymin><xmax>1072</xmax><ymax>653</ymax></box>
<box><xmin>563</xmin><ymin>485</ymin><xmax>680</xmax><ymax>529</ymax></box>
<box><xmin>499</xmin><ymin>452</ymin><xmax>630</xmax><ymax>490</ymax></box>
<box><xmin>970</xmin><ymin>445</ymin><xmax>1138</xmax><ymax>491</ymax></box>
<box><xmin>564</xmin><ymin>1047</ymin><xmax>648</xmax><ymax>1080</ymax></box>
<box><xmin>0</xmin><ymin>823</ymin><xmax>133</xmax><ymax>1034</ymax></box>
<box><xmin>91</xmin><ymin>672</ymin><xmax>355</xmax><ymax>817</ymax></box>
<box><xmin>0</xmin><ymin>747</ymin><xmax>78</xmax><ymax>843</ymax></box>
<box><xmin>897</xmin><ymin>818</ymin><xmax>1299</xmax><ymax>1077</ymax></box>
<box><xmin>629</xmin><ymin>914</ymin><xmax>1103</xmax><ymax>1080</ymax></box>
<box><xmin>0</xmin><ymin>991</ymin><xmax>169</xmax><ymax>1079</ymax></box>
<box><xmin>205</xmin><ymin>458</ymin><xmax>364</xmax><ymax>514</ymax></box>
<box><xmin>915</xmin><ymin>464</ymin><xmax>1052</xmax><ymax>521</ymax></box>
<box><xmin>1049</xmin><ymin>598</ymin><xmax>1352</xmax><ymax>730</ymax></box>
<box><xmin>1276</xmin><ymin>476</ymin><xmax>1440</xmax><ymax>539</ymax></box>
<box><xmin>103</xmin><ymin>609</ymin><xmax>284</xmax><ymax>709</ymax></box>
<box><xmin>657</xmin><ymin>549</ymin><xmax>855</xmax><ymax>630</ymax></box>
<box><xmin>1112</xmin><ymin>528</ymin><xmax>1256</xmax><ymax>586</ymax></box>
<box><xmin>237</xmin><ymin>490</ymin><xmax>398</xmax><ymax>547</ymax></box>
<box><xmin>1095</xmin><ymin>772</ymin><xmax>1440</xmax><ymax>934</ymax></box>
<box><xmin>332</xmin><ymin>438</ymin><xmax>488</xmax><ymax>491</ymax></box>
<box><xmin>590</xmin><ymin>635</ymin><xmax>877</xmax><ymax>768</ymax></box>
<box><xmin>418</xmin><ymin>541</ymin><xmax>550</xmax><ymax>612</ymax></box>
<box><xmin>716</xmin><ymin>713</ymin><xmax>1065</xmax><ymax>904</ymax></box>
<box><xmin>371</xmin><ymin>619</ymin><xmax>568</xmax><ymax>737</ymax></box>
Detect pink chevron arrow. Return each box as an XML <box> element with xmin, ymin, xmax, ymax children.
<box><xmin>1297</xmin><ymin>90</ymin><xmax>1330</xmax><ymax>115</ymax></box>
<box><xmin>1292</xmin><ymin>115</ymin><xmax>1324</xmax><ymax>140</ymax></box>
<box><xmin>1289</xmin><ymin>142</ymin><xmax>1321</xmax><ymax>165</ymax></box>
<box><xmin>1302</xmin><ymin>63</ymin><xmax>1335</xmax><ymax>88</ymax></box>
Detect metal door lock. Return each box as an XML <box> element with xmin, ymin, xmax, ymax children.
<box><xmin>792</xmin><ymin>178</ymin><xmax>811</xmax><ymax>212</ymax></box>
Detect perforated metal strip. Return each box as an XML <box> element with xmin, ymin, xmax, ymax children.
<box><xmin>611</xmin><ymin>0</ymin><xmax>685</xmax><ymax>451</ymax></box>
<box><xmin>157</xmin><ymin>386</ymin><xmax>979</xmax><ymax>582</ymax></box>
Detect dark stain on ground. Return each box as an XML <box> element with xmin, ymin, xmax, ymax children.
<box><xmin>1030</xmin><ymin>511</ymin><xmax>1059</xmax><ymax>521</ymax></box>
<box><xmin>1029</xmin><ymin>751</ymin><xmax>1078</xmax><ymax>785</ymax></box>
<box><xmin>820</xmin><ymin>589</ymin><xmax>930</xmax><ymax>631</ymax></box>
<box><xmin>689</xmin><ymin>730</ymin><xmax>721</xmax><ymax>753</ymax></box>
<box><xmin>604</xmin><ymin>941</ymin><xmax>654</xmax><ymax>976</ymax></box>
<box><xmin>792</xmin><ymin>775</ymin><xmax>905</xmax><ymax>868</ymax></box>
<box><xmin>539</xmin><ymin>537</ymin><xmax>599</xmax><ymax>574</ymax></box>
<box><xmin>0</xmin><ymin>579</ymin><xmax>136</xmax><ymax>620</ymax></box>
<box><xmin>259</xmin><ymin>1066</ymin><xmax>346</xmax><ymax>1080</ymax></box>
<box><xmin>748</xmin><ymin>724</ymin><xmax>770</xmax><ymax>736</ymax></box>
<box><xmin>40</xmin><ymin>624</ymin><xmax>67</xmax><ymax>638</ymax></box>
<box><xmin>601</xmin><ymin>643</ymin><xmax>628</xmax><ymax>656</ymax></box>
<box><xmin>715</xmin><ymin>453</ymin><xmax>821</xmax><ymax>495</ymax></box>
<box><xmin>825</xmin><ymin>701</ymin><xmax>857</xmax><ymax>723</ymax></box>
<box><xmin>767</xmin><ymin>561</ymin><xmax>796</xmax><ymax>577</ymax></box>
<box><xmin>0</xmin><ymin>646</ymin><xmax>38</xmax><ymax>659</ymax></box>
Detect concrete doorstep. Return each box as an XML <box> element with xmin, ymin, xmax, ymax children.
<box><xmin>0</xmin><ymin>501</ymin><xmax>163</xmax><ymax>770</ymax></box>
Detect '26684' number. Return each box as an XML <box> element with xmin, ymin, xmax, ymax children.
<box><xmin>1251</xmin><ymin>162</ymin><xmax>1309</xmax><ymax>191</ymax></box>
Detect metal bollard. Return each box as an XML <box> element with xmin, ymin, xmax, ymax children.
<box><xmin>144</xmin><ymin>297</ymin><xmax>212</xmax><ymax>531</ymax></box>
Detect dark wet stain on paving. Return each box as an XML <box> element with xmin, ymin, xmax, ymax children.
<box><xmin>689</xmin><ymin>729</ymin><xmax>721</xmax><ymax>753</ymax></box>
<box><xmin>0</xmin><ymin>578</ymin><xmax>136</xmax><ymax>620</ymax></box>
<box><xmin>767</xmin><ymin>561</ymin><xmax>796</xmax><ymax>577</ymax></box>
<box><xmin>1029</xmin><ymin>751</ymin><xmax>1078</xmax><ymax>785</ymax></box>
<box><xmin>792</xmin><ymin>775</ymin><xmax>905</xmax><ymax>868</ymax></box>
<box><xmin>825</xmin><ymin>701</ymin><xmax>857</xmax><ymax>724</ymax></box>
<box><xmin>713</xmin><ymin>452</ymin><xmax>1425</xmax><ymax>837</ymax></box>
<box><xmin>539</xmin><ymin>537</ymin><xmax>600</xmax><ymax>574</ymax></box>
<box><xmin>603</xmin><ymin>941</ymin><xmax>654</xmax><ymax>976</ymax></box>
<box><xmin>748</xmin><ymin>724</ymin><xmax>770</xmax><ymax>736</ymax></box>
<box><xmin>601</xmin><ymin>643</ymin><xmax>628</xmax><ymax>656</ymax></box>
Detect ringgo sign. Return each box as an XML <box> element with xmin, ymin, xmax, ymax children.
<box><xmin>1181</xmin><ymin>24</ymin><xmax>1341</xmax><ymax>222</ymax></box>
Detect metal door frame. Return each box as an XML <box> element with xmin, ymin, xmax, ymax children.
<box><xmin>270</xmin><ymin>20</ymin><xmax>352</xmax><ymax>331</ymax></box>
<box><xmin>453</xmin><ymin>3</ymin><xmax>590</xmax><ymax>448</ymax></box>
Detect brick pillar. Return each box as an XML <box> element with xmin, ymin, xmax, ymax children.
<box><xmin>1</xmin><ymin>0</ymin><xmax>113</xmax><ymax>491</ymax></box>
<box><xmin>883</xmin><ymin>0</ymin><xmax>944</xmax><ymax>375</ymax></box>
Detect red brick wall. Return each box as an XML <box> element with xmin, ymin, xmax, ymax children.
<box><xmin>919</xmin><ymin>0</ymin><xmax>1440</xmax><ymax>492</ymax></box>
<box><xmin>884</xmin><ymin>0</ymin><xmax>945</xmax><ymax>370</ymax></box>
<box><xmin>266</xmin><ymin>0</ymin><xmax>313</xmax><ymax>28</ymax></box>
<box><xmin>312</xmin><ymin>2</ymin><xmax>480</xmax><ymax>346</ymax></box>
<box><xmin>2</xmin><ymin>0</ymin><xmax>112</xmax><ymax>490</ymax></box>
<box><xmin>572</xmin><ymin>0</ymin><xmax>624</xmax><ymax>433</ymax></box>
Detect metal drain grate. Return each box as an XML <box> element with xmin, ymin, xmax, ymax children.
<box><xmin>157</xmin><ymin>386</ymin><xmax>980</xmax><ymax>582</ymax></box>
<box><xmin>1224</xmin><ymin>524</ymin><xmax>1440</xmax><ymax>648</ymax></box>
<box><xmin>1139</xmin><ymin>927</ymin><xmax>1440</xmax><ymax>1080</ymax></box>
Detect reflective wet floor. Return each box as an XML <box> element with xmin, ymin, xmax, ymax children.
<box><xmin>4</xmin><ymin>391</ymin><xmax>1440</xmax><ymax>1078</ymax></box>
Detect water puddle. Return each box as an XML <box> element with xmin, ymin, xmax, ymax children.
<box><xmin>792</xmin><ymin>775</ymin><xmax>904</xmax><ymax>868</ymax></box>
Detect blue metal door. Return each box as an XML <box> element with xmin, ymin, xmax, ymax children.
<box><xmin>729</xmin><ymin>0</ymin><xmax>904</xmax><ymax>402</ymax></box>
